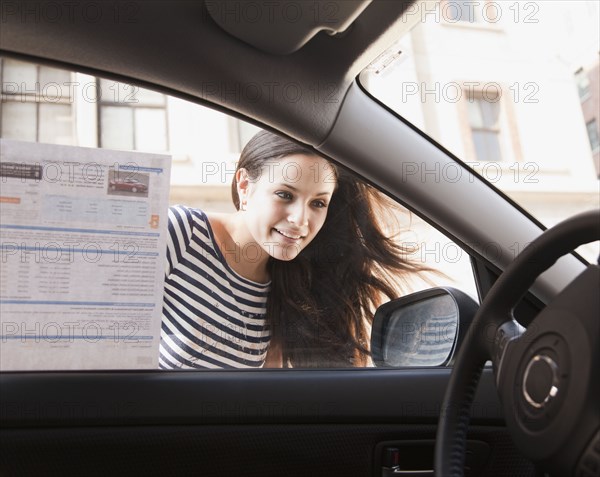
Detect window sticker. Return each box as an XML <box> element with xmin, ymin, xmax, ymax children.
<box><xmin>0</xmin><ymin>139</ymin><xmax>171</xmax><ymax>370</ymax></box>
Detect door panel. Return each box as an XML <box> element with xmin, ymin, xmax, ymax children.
<box><xmin>0</xmin><ymin>368</ymin><xmax>536</xmax><ymax>476</ymax></box>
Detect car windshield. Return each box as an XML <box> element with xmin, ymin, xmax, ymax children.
<box><xmin>361</xmin><ymin>0</ymin><xmax>599</xmax><ymax>262</ymax></box>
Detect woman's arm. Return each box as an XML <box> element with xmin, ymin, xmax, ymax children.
<box><xmin>263</xmin><ymin>340</ymin><xmax>283</xmax><ymax>368</ymax></box>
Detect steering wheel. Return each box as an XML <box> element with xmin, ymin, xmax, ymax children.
<box><xmin>434</xmin><ymin>210</ymin><xmax>599</xmax><ymax>477</ymax></box>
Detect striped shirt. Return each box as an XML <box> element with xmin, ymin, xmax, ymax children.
<box><xmin>159</xmin><ymin>205</ymin><xmax>271</xmax><ymax>369</ymax></box>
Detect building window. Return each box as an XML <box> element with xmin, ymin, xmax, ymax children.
<box><xmin>0</xmin><ymin>58</ymin><xmax>75</xmax><ymax>145</ymax></box>
<box><xmin>575</xmin><ymin>68</ymin><xmax>591</xmax><ymax>101</ymax></box>
<box><xmin>586</xmin><ymin>119</ymin><xmax>600</xmax><ymax>153</ymax></box>
<box><xmin>466</xmin><ymin>90</ymin><xmax>502</xmax><ymax>162</ymax></box>
<box><xmin>98</xmin><ymin>79</ymin><xmax>169</xmax><ymax>152</ymax></box>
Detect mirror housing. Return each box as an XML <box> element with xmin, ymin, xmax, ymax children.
<box><xmin>371</xmin><ymin>287</ymin><xmax>479</xmax><ymax>367</ymax></box>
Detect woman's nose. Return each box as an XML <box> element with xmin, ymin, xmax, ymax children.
<box><xmin>288</xmin><ymin>203</ymin><xmax>308</xmax><ymax>227</ymax></box>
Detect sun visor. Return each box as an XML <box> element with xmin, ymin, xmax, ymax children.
<box><xmin>205</xmin><ymin>0</ymin><xmax>373</xmax><ymax>55</ymax></box>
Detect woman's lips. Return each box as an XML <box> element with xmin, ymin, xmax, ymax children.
<box><xmin>273</xmin><ymin>228</ymin><xmax>304</xmax><ymax>243</ymax></box>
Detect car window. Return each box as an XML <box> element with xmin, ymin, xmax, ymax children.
<box><xmin>0</xmin><ymin>57</ymin><xmax>477</xmax><ymax>371</ymax></box>
<box><xmin>361</xmin><ymin>0</ymin><xmax>599</xmax><ymax>262</ymax></box>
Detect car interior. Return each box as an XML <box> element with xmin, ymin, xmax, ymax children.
<box><xmin>1</xmin><ymin>1</ymin><xmax>599</xmax><ymax>476</ymax></box>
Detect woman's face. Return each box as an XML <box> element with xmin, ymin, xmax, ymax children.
<box><xmin>238</xmin><ymin>154</ymin><xmax>337</xmax><ymax>261</ymax></box>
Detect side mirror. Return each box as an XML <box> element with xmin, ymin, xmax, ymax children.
<box><xmin>371</xmin><ymin>287</ymin><xmax>479</xmax><ymax>367</ymax></box>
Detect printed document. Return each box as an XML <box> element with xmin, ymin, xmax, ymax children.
<box><xmin>0</xmin><ymin>139</ymin><xmax>171</xmax><ymax>370</ymax></box>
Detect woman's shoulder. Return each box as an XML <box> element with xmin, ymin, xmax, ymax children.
<box><xmin>169</xmin><ymin>205</ymin><xmax>211</xmax><ymax>228</ymax></box>
<box><xmin>203</xmin><ymin>212</ymin><xmax>233</xmax><ymax>247</ymax></box>
<box><xmin>169</xmin><ymin>204</ymin><xmax>206</xmax><ymax>219</ymax></box>
<box><xmin>169</xmin><ymin>206</ymin><xmax>235</xmax><ymax>247</ymax></box>
<box><xmin>204</xmin><ymin>211</ymin><xmax>228</xmax><ymax>229</ymax></box>
<box><xmin>167</xmin><ymin>206</ymin><xmax>215</xmax><ymax>246</ymax></box>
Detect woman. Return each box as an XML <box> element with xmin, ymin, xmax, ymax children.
<box><xmin>159</xmin><ymin>131</ymin><xmax>426</xmax><ymax>369</ymax></box>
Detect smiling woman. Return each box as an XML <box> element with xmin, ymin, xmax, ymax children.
<box><xmin>160</xmin><ymin>130</ymin><xmax>431</xmax><ymax>369</ymax></box>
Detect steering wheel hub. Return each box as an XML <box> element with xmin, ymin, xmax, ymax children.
<box><xmin>522</xmin><ymin>354</ymin><xmax>559</xmax><ymax>409</ymax></box>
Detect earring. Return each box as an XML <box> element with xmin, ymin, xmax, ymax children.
<box><xmin>240</xmin><ymin>199</ymin><xmax>247</xmax><ymax>211</ymax></box>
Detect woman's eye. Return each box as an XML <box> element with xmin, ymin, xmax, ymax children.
<box><xmin>312</xmin><ymin>200</ymin><xmax>327</xmax><ymax>209</ymax></box>
<box><xmin>275</xmin><ymin>191</ymin><xmax>292</xmax><ymax>200</ymax></box>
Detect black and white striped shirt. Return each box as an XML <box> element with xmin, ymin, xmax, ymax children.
<box><xmin>159</xmin><ymin>206</ymin><xmax>271</xmax><ymax>369</ymax></box>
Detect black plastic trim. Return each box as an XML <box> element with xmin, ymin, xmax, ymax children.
<box><xmin>0</xmin><ymin>368</ymin><xmax>503</xmax><ymax>428</ymax></box>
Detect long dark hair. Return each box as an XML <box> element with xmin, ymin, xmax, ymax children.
<box><xmin>233</xmin><ymin>130</ymin><xmax>430</xmax><ymax>367</ymax></box>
